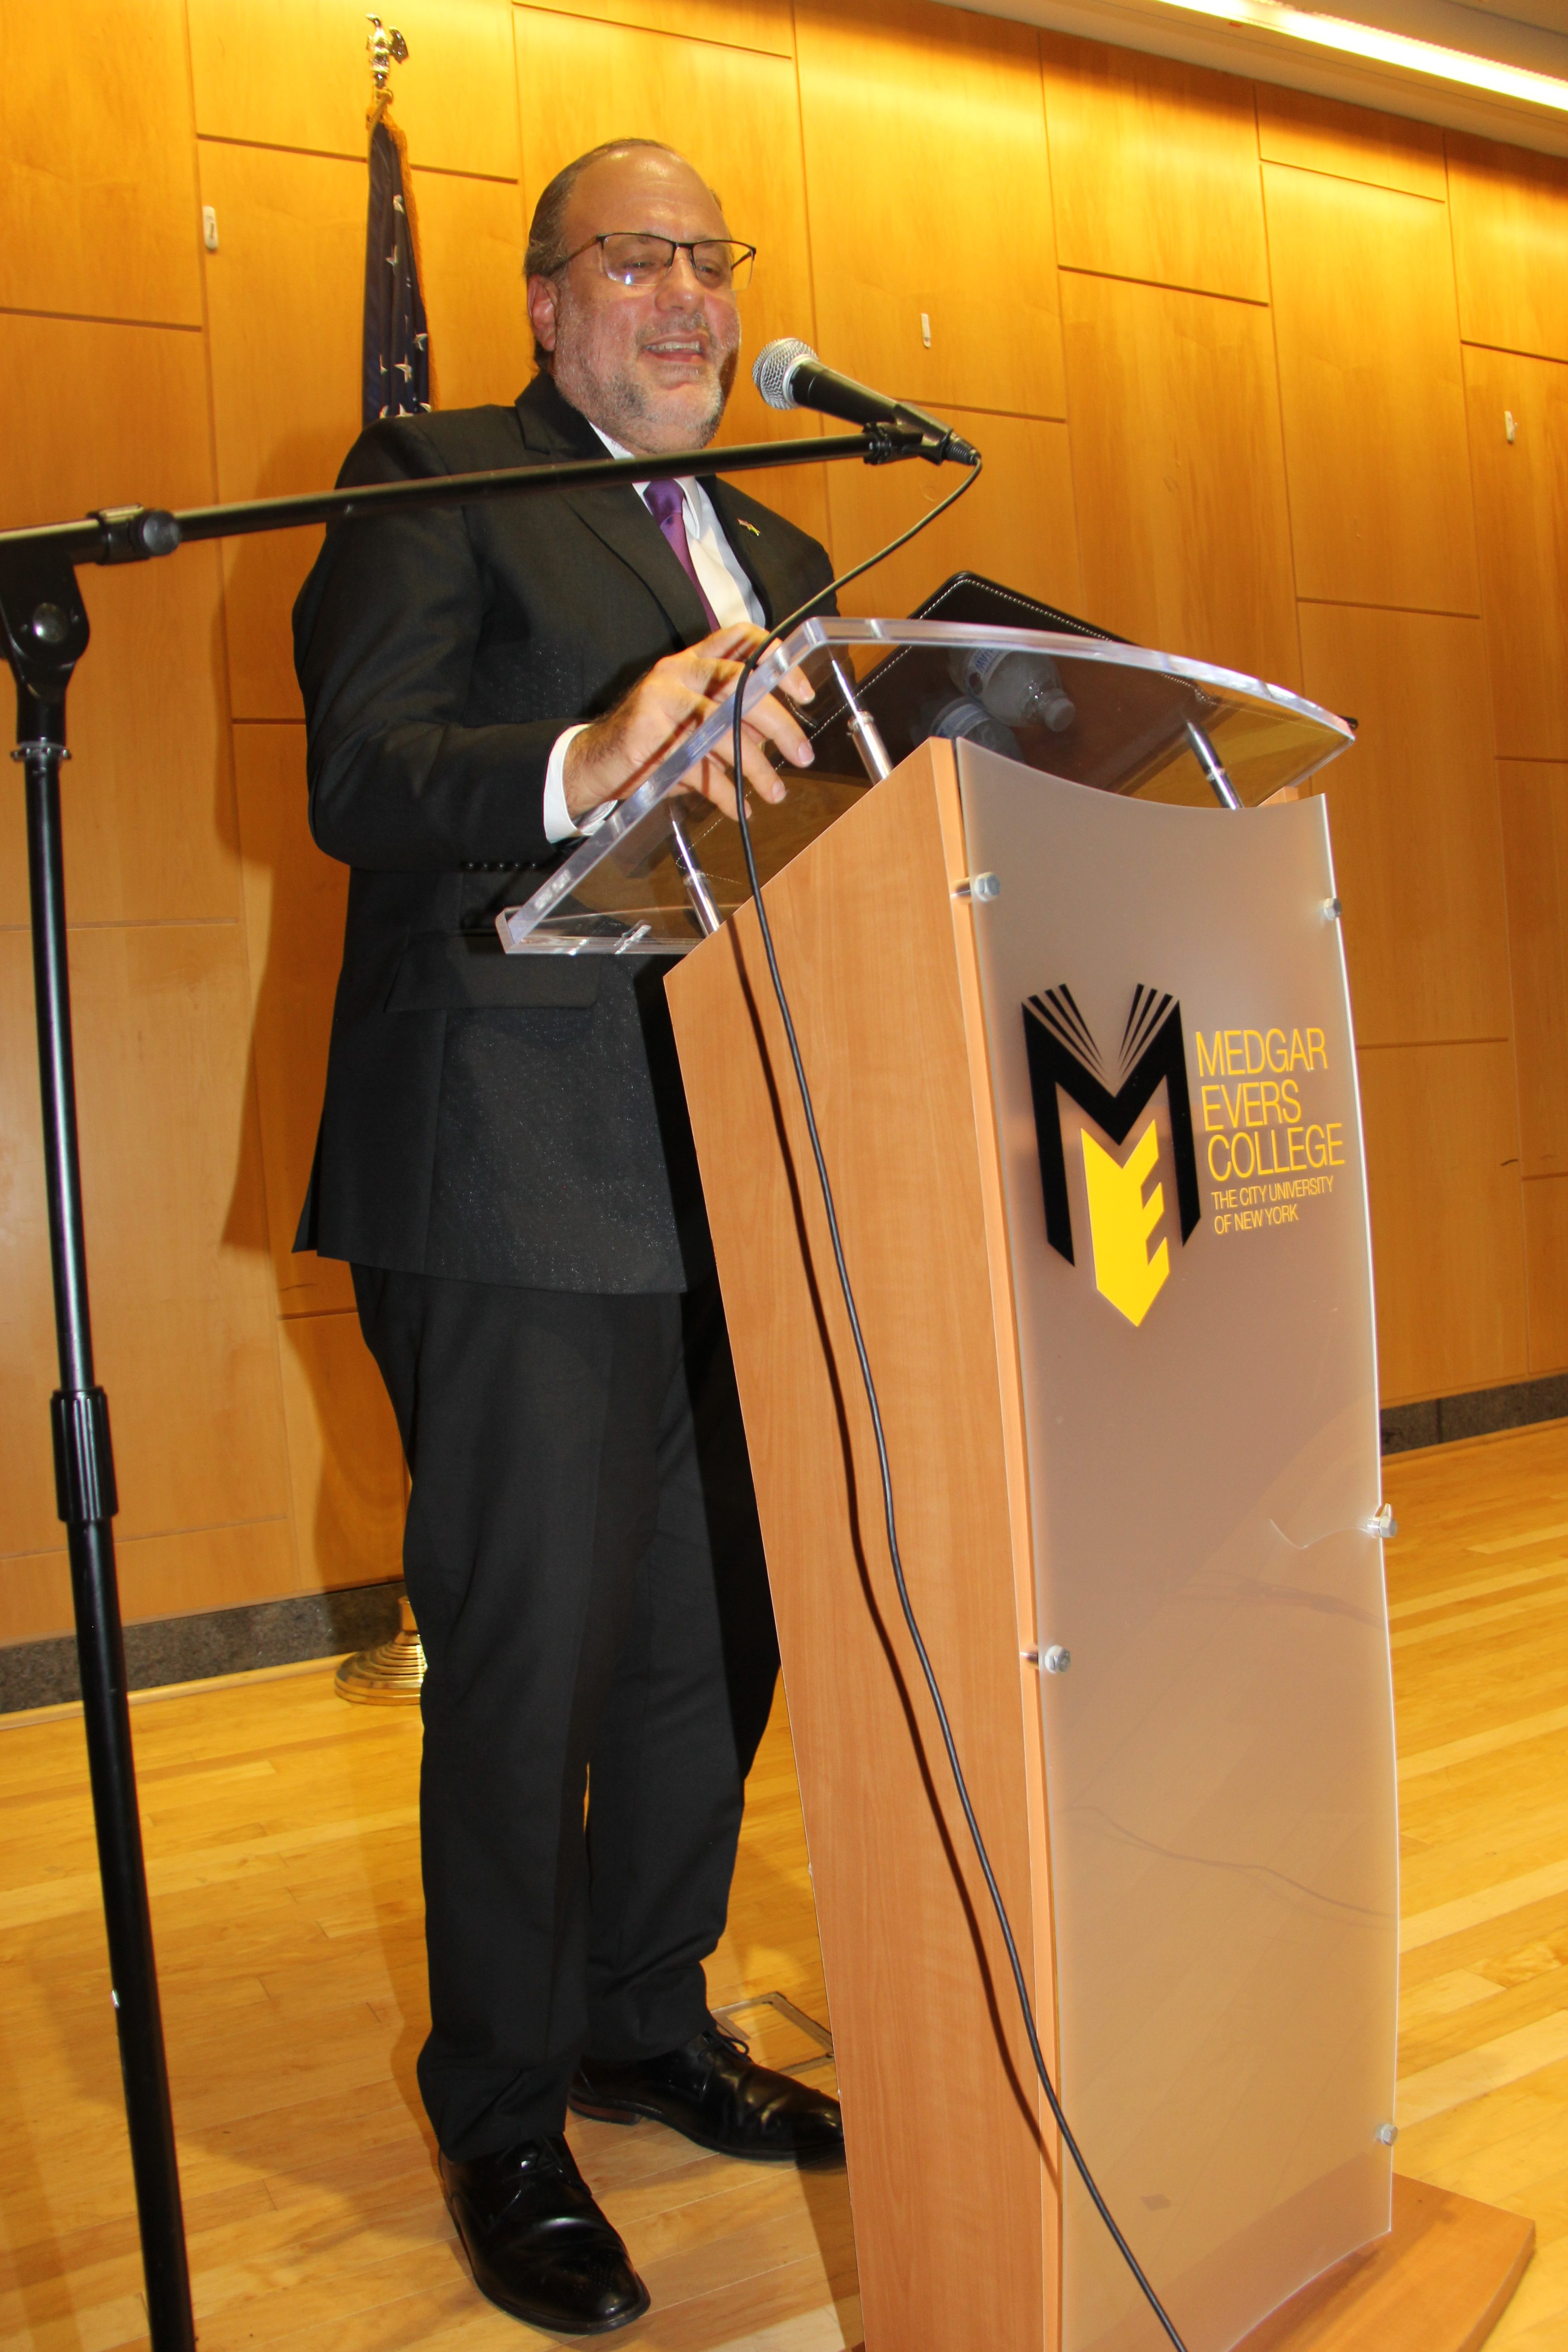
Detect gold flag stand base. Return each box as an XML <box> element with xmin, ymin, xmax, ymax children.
<box><xmin>335</xmin><ymin>1593</ymin><xmax>426</xmax><ymax>1704</ymax></box>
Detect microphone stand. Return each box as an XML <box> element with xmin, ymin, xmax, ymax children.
<box><xmin>0</xmin><ymin>417</ymin><xmax>936</xmax><ymax>2351</ymax></box>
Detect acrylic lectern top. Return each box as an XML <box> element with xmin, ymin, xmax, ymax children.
<box><xmin>497</xmin><ymin>617</ymin><xmax>1354</xmax><ymax>957</ymax></box>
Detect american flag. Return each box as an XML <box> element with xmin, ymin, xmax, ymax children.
<box><xmin>363</xmin><ymin>114</ymin><xmax>430</xmax><ymax>426</ymax></box>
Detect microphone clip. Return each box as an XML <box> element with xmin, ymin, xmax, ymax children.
<box><xmin>896</xmin><ymin>405</ymin><xmax>981</xmax><ymax>467</ymax></box>
<box><xmin>860</xmin><ymin>420</ymin><xmax>935</xmax><ymax>467</ymax></box>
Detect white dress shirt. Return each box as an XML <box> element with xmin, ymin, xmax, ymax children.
<box><xmin>540</xmin><ymin>425</ymin><xmax>764</xmax><ymax>845</ymax></box>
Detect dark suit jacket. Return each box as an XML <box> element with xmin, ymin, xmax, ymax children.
<box><xmin>292</xmin><ymin>372</ymin><xmax>835</xmax><ymax>1291</ymax></box>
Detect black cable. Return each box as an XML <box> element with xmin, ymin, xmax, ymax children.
<box><xmin>720</xmin><ymin>455</ymin><xmax>1192</xmax><ymax>2352</ymax></box>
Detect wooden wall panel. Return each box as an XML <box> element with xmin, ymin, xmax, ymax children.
<box><xmin>0</xmin><ymin>926</ymin><xmax>290</xmax><ymax>1566</ymax></box>
<box><xmin>514</xmin><ymin>6</ymin><xmax>830</xmax><ymax>543</ymax></box>
<box><xmin>521</xmin><ymin>0</ymin><xmax>793</xmax><ymax>57</ymax></box>
<box><xmin>0</xmin><ymin>316</ymin><xmax>239</xmax><ymax>932</ymax></box>
<box><xmin>795</xmin><ymin>0</ymin><xmax>1064</xmax><ymax>423</ymax></box>
<box><xmin>1042</xmin><ymin>35</ymin><xmax>1268</xmax><ymax>301</ymax></box>
<box><xmin>1264</xmin><ymin>166</ymin><xmax>1479</xmax><ymax>614</ymax></box>
<box><xmin>1447</xmin><ymin>133</ymin><xmax>1568</xmax><ymax>364</ymax></box>
<box><xmin>1497</xmin><ymin>760</ymin><xmax>1568</xmax><ymax>1180</ymax></box>
<box><xmin>0</xmin><ymin>1522</ymin><xmax>298</xmax><ymax>1650</ymax></box>
<box><xmin>1255</xmin><ymin>86</ymin><xmax>1445</xmax><ymax>200</ymax></box>
<box><xmin>0</xmin><ymin>0</ymin><xmax>201</xmax><ymax>324</ymax></box>
<box><xmin>828</xmin><ymin>412</ymin><xmax>1083</xmax><ymax>622</ymax></box>
<box><xmin>1357</xmin><ymin>1042</ymin><xmax>1528</xmax><ymax>1402</ymax></box>
<box><xmin>189</xmin><ymin>0</ymin><xmax>519</xmax><ymax>176</ymax></box>
<box><xmin>232</xmin><ymin>725</ymin><xmax>353</xmax><ymax>1315</ymax></box>
<box><xmin>199</xmin><ymin>143</ymin><xmax>365</xmax><ymax>722</ymax></box>
<box><xmin>205</xmin><ymin>149</ymin><xmax>534</xmax><ymax>717</ymax></box>
<box><xmin>1298</xmin><ymin>606</ymin><xmax>1511</xmax><ymax>1048</ymax></box>
<box><xmin>408</xmin><ymin>169</ymin><xmax>531</xmax><ymax>411</ymax></box>
<box><xmin>13</xmin><ymin>6</ymin><xmax>1568</xmax><ymax>1653</ymax></box>
<box><xmin>1524</xmin><ymin>1178</ymin><xmax>1568</xmax><ymax>1373</ymax></box>
<box><xmin>1059</xmin><ymin>273</ymin><xmax>1299</xmax><ymax>682</ymax></box>
<box><xmin>1465</xmin><ymin>344</ymin><xmax>1568</xmax><ymax>760</ymax></box>
<box><xmin>0</xmin><ymin>924</ymin><xmax>74</xmax><ymax>1563</ymax></box>
<box><xmin>71</xmin><ymin>925</ymin><xmax>291</xmax><ymax>1544</ymax></box>
<box><xmin>3</xmin><ymin>1558</ymin><xmax>77</xmax><ymax>1650</ymax></box>
<box><xmin>279</xmin><ymin>1315</ymin><xmax>406</xmax><ymax>1593</ymax></box>
<box><xmin>118</xmin><ymin>1520</ymin><xmax>298</xmax><ymax>1624</ymax></box>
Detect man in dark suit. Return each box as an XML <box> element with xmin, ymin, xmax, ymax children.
<box><xmin>293</xmin><ymin>137</ymin><xmax>843</xmax><ymax>2335</ymax></box>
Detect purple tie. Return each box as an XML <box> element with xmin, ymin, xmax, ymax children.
<box><xmin>645</xmin><ymin>476</ymin><xmax>720</xmax><ymax>633</ymax></box>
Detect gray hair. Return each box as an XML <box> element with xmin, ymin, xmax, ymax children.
<box><xmin>525</xmin><ymin>139</ymin><xmax>718</xmax><ymax>367</ymax></box>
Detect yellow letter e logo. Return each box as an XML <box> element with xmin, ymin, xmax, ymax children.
<box><xmin>1079</xmin><ymin>1116</ymin><xmax>1169</xmax><ymax>1328</ymax></box>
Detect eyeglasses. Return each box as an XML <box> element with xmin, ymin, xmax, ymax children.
<box><xmin>562</xmin><ymin>232</ymin><xmax>756</xmax><ymax>292</ymax></box>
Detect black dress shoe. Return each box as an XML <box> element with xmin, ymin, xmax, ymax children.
<box><xmin>439</xmin><ymin>2133</ymin><xmax>651</xmax><ymax>2335</ymax></box>
<box><xmin>569</xmin><ymin>2018</ymin><xmax>845</xmax><ymax>2167</ymax></box>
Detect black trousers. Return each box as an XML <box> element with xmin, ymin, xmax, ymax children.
<box><xmin>352</xmin><ymin>1266</ymin><xmax>780</xmax><ymax>2161</ymax></box>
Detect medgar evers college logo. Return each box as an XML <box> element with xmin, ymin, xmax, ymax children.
<box><xmin>1023</xmin><ymin>983</ymin><xmax>1350</xmax><ymax>1329</ymax></box>
<box><xmin>1023</xmin><ymin>985</ymin><xmax>1200</xmax><ymax>1329</ymax></box>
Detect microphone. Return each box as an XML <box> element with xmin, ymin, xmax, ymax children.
<box><xmin>752</xmin><ymin>339</ymin><xmax>980</xmax><ymax>466</ymax></box>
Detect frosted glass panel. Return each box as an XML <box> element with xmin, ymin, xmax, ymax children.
<box><xmin>959</xmin><ymin>749</ymin><xmax>1397</xmax><ymax>2352</ymax></box>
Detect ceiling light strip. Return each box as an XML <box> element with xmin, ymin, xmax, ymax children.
<box><xmin>1155</xmin><ymin>0</ymin><xmax>1568</xmax><ymax>113</ymax></box>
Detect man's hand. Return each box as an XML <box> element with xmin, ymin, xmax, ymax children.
<box><xmin>563</xmin><ymin>623</ymin><xmax>814</xmax><ymax>827</ymax></box>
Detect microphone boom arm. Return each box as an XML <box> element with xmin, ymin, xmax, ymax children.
<box><xmin>0</xmin><ymin>423</ymin><xmax>932</xmax><ymax>573</ymax></box>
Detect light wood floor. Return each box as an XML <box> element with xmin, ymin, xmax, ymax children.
<box><xmin>3</xmin><ymin>1418</ymin><xmax>1568</xmax><ymax>2350</ymax></box>
<box><xmin>1387</xmin><ymin>1417</ymin><xmax>1568</xmax><ymax>2349</ymax></box>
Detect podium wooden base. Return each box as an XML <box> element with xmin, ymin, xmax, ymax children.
<box><xmin>833</xmin><ymin>2177</ymin><xmax>1529</xmax><ymax>2352</ymax></box>
<box><xmin>1234</xmin><ymin>2176</ymin><xmax>1533</xmax><ymax>2352</ymax></box>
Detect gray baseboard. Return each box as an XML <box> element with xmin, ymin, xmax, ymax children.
<box><xmin>0</xmin><ymin>1579</ymin><xmax>401</xmax><ymax>1717</ymax></box>
<box><xmin>1381</xmin><ymin>1373</ymin><xmax>1568</xmax><ymax>1457</ymax></box>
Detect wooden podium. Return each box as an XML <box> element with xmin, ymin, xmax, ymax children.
<box><xmin>664</xmin><ymin>738</ymin><xmax>1532</xmax><ymax>2352</ymax></box>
